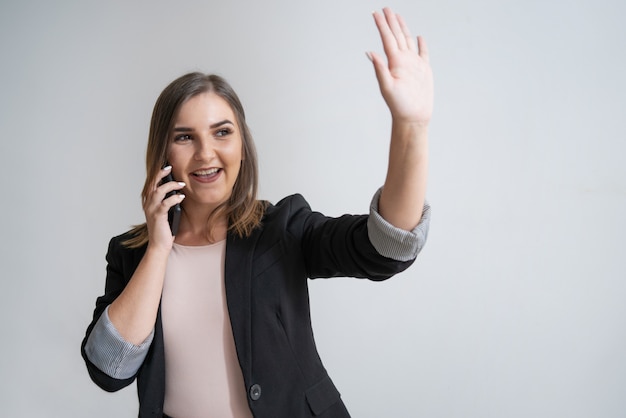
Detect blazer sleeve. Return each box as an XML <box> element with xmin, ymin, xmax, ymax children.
<box><xmin>367</xmin><ymin>187</ymin><xmax>431</xmax><ymax>262</ymax></box>
<box><xmin>278</xmin><ymin>194</ymin><xmax>419</xmax><ymax>280</ymax></box>
<box><xmin>80</xmin><ymin>233</ymin><xmax>147</xmax><ymax>392</ymax></box>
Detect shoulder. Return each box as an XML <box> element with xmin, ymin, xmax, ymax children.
<box><xmin>260</xmin><ymin>194</ymin><xmax>316</xmax><ymax>230</ymax></box>
<box><xmin>105</xmin><ymin>230</ymin><xmax>147</xmax><ymax>266</ymax></box>
<box><xmin>108</xmin><ymin>230</ymin><xmax>144</xmax><ymax>249</ymax></box>
<box><xmin>264</xmin><ymin>194</ymin><xmax>311</xmax><ymax>215</ymax></box>
<box><xmin>257</xmin><ymin>194</ymin><xmax>368</xmax><ymax>243</ymax></box>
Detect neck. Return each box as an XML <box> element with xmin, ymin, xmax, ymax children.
<box><xmin>175</xmin><ymin>201</ymin><xmax>228</xmax><ymax>245</ymax></box>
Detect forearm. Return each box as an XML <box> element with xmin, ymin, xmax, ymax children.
<box><xmin>108</xmin><ymin>245</ymin><xmax>169</xmax><ymax>345</ymax></box>
<box><xmin>378</xmin><ymin>120</ymin><xmax>429</xmax><ymax>231</ymax></box>
<box><xmin>369</xmin><ymin>8</ymin><xmax>432</xmax><ymax>231</ymax></box>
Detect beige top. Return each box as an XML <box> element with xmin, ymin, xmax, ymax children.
<box><xmin>161</xmin><ymin>240</ymin><xmax>252</xmax><ymax>418</ymax></box>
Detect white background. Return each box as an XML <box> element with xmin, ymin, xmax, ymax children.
<box><xmin>1</xmin><ymin>0</ymin><xmax>625</xmax><ymax>417</ymax></box>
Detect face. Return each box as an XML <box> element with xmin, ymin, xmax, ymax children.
<box><xmin>167</xmin><ymin>92</ymin><xmax>243</xmax><ymax>214</ymax></box>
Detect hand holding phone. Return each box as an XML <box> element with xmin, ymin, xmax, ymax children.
<box><xmin>160</xmin><ymin>169</ymin><xmax>182</xmax><ymax>236</ymax></box>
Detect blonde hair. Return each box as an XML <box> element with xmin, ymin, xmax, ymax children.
<box><xmin>123</xmin><ymin>73</ymin><xmax>266</xmax><ymax>248</ymax></box>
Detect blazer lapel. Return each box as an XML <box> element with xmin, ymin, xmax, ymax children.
<box><xmin>224</xmin><ymin>230</ymin><xmax>257</xmax><ymax>382</ymax></box>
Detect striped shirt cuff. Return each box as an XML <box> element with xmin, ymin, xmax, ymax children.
<box><xmin>367</xmin><ymin>187</ymin><xmax>431</xmax><ymax>262</ymax></box>
<box><xmin>84</xmin><ymin>305</ymin><xmax>154</xmax><ymax>379</ymax></box>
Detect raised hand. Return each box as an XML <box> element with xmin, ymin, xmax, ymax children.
<box><xmin>368</xmin><ymin>8</ymin><xmax>433</xmax><ymax>126</ymax></box>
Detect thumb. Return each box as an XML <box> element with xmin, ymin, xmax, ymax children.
<box><xmin>366</xmin><ymin>51</ymin><xmax>391</xmax><ymax>92</ymax></box>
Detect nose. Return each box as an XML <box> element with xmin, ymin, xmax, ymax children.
<box><xmin>194</xmin><ymin>135</ymin><xmax>216</xmax><ymax>161</ymax></box>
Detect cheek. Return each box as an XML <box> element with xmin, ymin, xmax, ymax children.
<box><xmin>167</xmin><ymin>144</ymin><xmax>188</xmax><ymax>165</ymax></box>
<box><xmin>166</xmin><ymin>149</ymin><xmax>186</xmax><ymax>180</ymax></box>
<box><xmin>233</xmin><ymin>138</ymin><xmax>244</xmax><ymax>162</ymax></box>
<box><xmin>166</xmin><ymin>146</ymin><xmax>176</xmax><ymax>165</ymax></box>
<box><xmin>226</xmin><ymin>148</ymin><xmax>243</xmax><ymax>180</ymax></box>
<box><xmin>233</xmin><ymin>147</ymin><xmax>243</xmax><ymax>163</ymax></box>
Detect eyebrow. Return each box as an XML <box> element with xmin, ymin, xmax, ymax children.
<box><xmin>173</xmin><ymin>119</ymin><xmax>234</xmax><ymax>131</ymax></box>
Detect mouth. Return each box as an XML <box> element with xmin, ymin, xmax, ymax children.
<box><xmin>191</xmin><ymin>167</ymin><xmax>222</xmax><ymax>181</ymax></box>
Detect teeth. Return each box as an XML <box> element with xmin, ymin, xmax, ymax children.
<box><xmin>194</xmin><ymin>168</ymin><xmax>219</xmax><ymax>176</ymax></box>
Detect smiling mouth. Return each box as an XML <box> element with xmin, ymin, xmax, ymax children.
<box><xmin>192</xmin><ymin>168</ymin><xmax>222</xmax><ymax>180</ymax></box>
<box><xmin>193</xmin><ymin>168</ymin><xmax>219</xmax><ymax>175</ymax></box>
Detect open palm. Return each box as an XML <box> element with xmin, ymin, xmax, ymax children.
<box><xmin>369</xmin><ymin>8</ymin><xmax>434</xmax><ymax>126</ymax></box>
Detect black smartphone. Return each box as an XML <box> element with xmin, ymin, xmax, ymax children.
<box><xmin>160</xmin><ymin>166</ymin><xmax>182</xmax><ymax>236</ymax></box>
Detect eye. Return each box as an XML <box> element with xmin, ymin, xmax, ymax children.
<box><xmin>215</xmin><ymin>128</ymin><xmax>233</xmax><ymax>138</ymax></box>
<box><xmin>174</xmin><ymin>134</ymin><xmax>192</xmax><ymax>142</ymax></box>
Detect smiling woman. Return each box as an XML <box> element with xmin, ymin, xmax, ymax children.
<box><xmin>167</xmin><ymin>92</ymin><xmax>245</xmax><ymax>243</ymax></box>
<box><xmin>80</xmin><ymin>7</ymin><xmax>432</xmax><ymax>418</ymax></box>
<box><xmin>122</xmin><ymin>74</ymin><xmax>267</xmax><ymax>249</ymax></box>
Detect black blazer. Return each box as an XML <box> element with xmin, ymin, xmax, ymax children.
<box><xmin>82</xmin><ymin>194</ymin><xmax>415</xmax><ymax>417</ymax></box>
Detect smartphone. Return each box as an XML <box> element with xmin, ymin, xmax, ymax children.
<box><xmin>160</xmin><ymin>166</ymin><xmax>182</xmax><ymax>236</ymax></box>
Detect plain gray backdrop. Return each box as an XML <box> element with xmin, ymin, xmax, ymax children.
<box><xmin>1</xmin><ymin>0</ymin><xmax>625</xmax><ymax>417</ymax></box>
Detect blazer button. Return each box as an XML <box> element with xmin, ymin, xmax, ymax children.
<box><xmin>249</xmin><ymin>384</ymin><xmax>262</xmax><ymax>401</ymax></box>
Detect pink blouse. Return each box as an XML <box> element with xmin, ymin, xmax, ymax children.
<box><xmin>161</xmin><ymin>240</ymin><xmax>252</xmax><ymax>418</ymax></box>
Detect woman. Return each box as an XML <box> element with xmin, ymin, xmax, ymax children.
<box><xmin>81</xmin><ymin>7</ymin><xmax>433</xmax><ymax>418</ymax></box>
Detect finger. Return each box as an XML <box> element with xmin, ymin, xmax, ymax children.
<box><xmin>148</xmin><ymin>191</ymin><xmax>185</xmax><ymax>220</ymax></box>
<box><xmin>397</xmin><ymin>14</ymin><xmax>417</xmax><ymax>52</ymax></box>
<box><xmin>159</xmin><ymin>180</ymin><xmax>186</xmax><ymax>197</ymax></box>
<box><xmin>152</xmin><ymin>165</ymin><xmax>173</xmax><ymax>190</ymax></box>
<box><xmin>366</xmin><ymin>51</ymin><xmax>392</xmax><ymax>91</ymax></box>
<box><xmin>373</xmin><ymin>9</ymin><xmax>398</xmax><ymax>57</ymax></box>
<box><xmin>417</xmin><ymin>35</ymin><xmax>430</xmax><ymax>63</ymax></box>
<box><xmin>383</xmin><ymin>7</ymin><xmax>408</xmax><ymax>50</ymax></box>
<box><xmin>147</xmin><ymin>174</ymin><xmax>185</xmax><ymax>209</ymax></box>
<box><xmin>161</xmin><ymin>192</ymin><xmax>185</xmax><ymax>212</ymax></box>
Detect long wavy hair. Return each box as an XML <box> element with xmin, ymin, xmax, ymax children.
<box><xmin>123</xmin><ymin>73</ymin><xmax>266</xmax><ymax>248</ymax></box>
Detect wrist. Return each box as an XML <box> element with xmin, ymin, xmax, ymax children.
<box><xmin>145</xmin><ymin>241</ymin><xmax>172</xmax><ymax>259</ymax></box>
<box><xmin>391</xmin><ymin>119</ymin><xmax>429</xmax><ymax>146</ymax></box>
<box><xmin>391</xmin><ymin>116</ymin><xmax>430</xmax><ymax>129</ymax></box>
